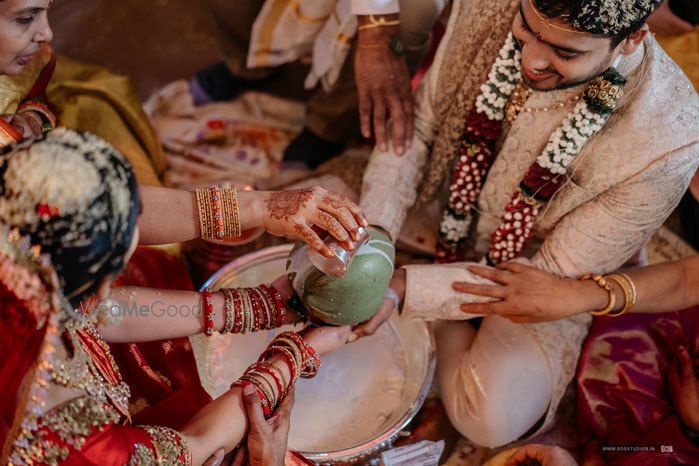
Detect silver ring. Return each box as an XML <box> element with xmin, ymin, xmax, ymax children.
<box><xmin>385</xmin><ymin>287</ymin><xmax>401</xmax><ymax>310</ymax></box>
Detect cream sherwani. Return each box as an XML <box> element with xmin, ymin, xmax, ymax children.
<box><xmin>360</xmin><ymin>0</ymin><xmax>699</xmax><ymax>447</ymax></box>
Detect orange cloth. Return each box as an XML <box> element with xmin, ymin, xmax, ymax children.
<box><xmin>657</xmin><ymin>28</ymin><xmax>699</xmax><ymax>90</ymax></box>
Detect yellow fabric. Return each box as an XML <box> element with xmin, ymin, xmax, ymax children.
<box><xmin>46</xmin><ymin>55</ymin><xmax>168</xmax><ymax>187</ymax></box>
<box><xmin>657</xmin><ymin>28</ymin><xmax>699</xmax><ymax>91</ymax></box>
<box><xmin>0</xmin><ymin>44</ymin><xmax>52</xmax><ymax>115</ymax></box>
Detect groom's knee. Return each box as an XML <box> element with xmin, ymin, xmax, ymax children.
<box><xmin>441</xmin><ymin>348</ymin><xmax>552</xmax><ymax>447</ymax></box>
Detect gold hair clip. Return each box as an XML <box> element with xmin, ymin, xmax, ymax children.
<box><xmin>528</xmin><ymin>0</ymin><xmax>588</xmax><ymax>36</ymax></box>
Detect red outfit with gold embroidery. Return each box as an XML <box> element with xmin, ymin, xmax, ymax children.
<box><xmin>0</xmin><ymin>236</ymin><xmax>192</xmax><ymax>465</ymax></box>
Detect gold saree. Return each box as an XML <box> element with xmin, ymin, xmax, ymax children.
<box><xmin>0</xmin><ymin>45</ymin><xmax>167</xmax><ymax>186</ymax></box>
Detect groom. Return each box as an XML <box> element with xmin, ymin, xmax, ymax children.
<box><xmin>358</xmin><ymin>0</ymin><xmax>699</xmax><ymax>447</ymax></box>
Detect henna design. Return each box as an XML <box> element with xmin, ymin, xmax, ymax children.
<box><xmin>316</xmin><ymin>211</ymin><xmax>347</xmax><ymax>239</ymax></box>
<box><xmin>294</xmin><ymin>224</ymin><xmax>321</xmax><ymax>247</ymax></box>
<box><xmin>266</xmin><ymin>188</ymin><xmax>315</xmax><ymax>221</ymax></box>
<box><xmin>321</xmin><ymin>193</ymin><xmax>353</xmax><ymax>211</ymax></box>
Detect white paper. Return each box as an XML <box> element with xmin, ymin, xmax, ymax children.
<box><xmin>381</xmin><ymin>440</ymin><xmax>445</xmax><ymax>466</ymax></box>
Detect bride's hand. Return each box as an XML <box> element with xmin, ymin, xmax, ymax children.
<box><xmin>245</xmin><ymin>187</ymin><xmax>368</xmax><ymax>258</ymax></box>
<box><xmin>270</xmin><ymin>275</ymin><xmax>301</xmax><ymax>325</ymax></box>
<box><xmin>301</xmin><ymin>325</ymin><xmax>352</xmax><ymax>356</ymax></box>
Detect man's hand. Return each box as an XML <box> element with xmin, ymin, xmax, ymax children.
<box><xmin>668</xmin><ymin>345</ymin><xmax>699</xmax><ymax>432</ymax></box>
<box><xmin>355</xmin><ymin>15</ymin><xmax>414</xmax><ymax>155</ymax></box>
<box><xmin>232</xmin><ymin>385</ymin><xmax>296</xmax><ymax>466</ymax></box>
<box><xmin>203</xmin><ymin>449</ymin><xmax>226</xmax><ymax>466</ymax></box>
<box><xmin>1</xmin><ymin>112</ymin><xmax>44</xmax><ymax>140</ymax></box>
<box><xmin>504</xmin><ymin>445</ymin><xmax>578</xmax><ymax>466</ymax></box>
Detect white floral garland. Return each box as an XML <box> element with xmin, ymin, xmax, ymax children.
<box><xmin>475</xmin><ymin>33</ymin><xmax>614</xmax><ymax>177</ymax></box>
<box><xmin>440</xmin><ymin>32</ymin><xmax>623</xmax><ymax>259</ymax></box>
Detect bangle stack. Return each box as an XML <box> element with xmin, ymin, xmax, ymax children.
<box><xmin>17</xmin><ymin>100</ymin><xmax>57</xmax><ymax>133</ymax></box>
<box><xmin>201</xmin><ymin>285</ymin><xmax>286</xmax><ymax>337</ymax></box>
<box><xmin>231</xmin><ymin>332</ymin><xmax>321</xmax><ymax>418</ymax></box>
<box><xmin>195</xmin><ymin>185</ymin><xmax>241</xmax><ymax>241</ymax></box>
<box><xmin>604</xmin><ymin>273</ymin><xmax>637</xmax><ymax>317</ymax></box>
<box><xmin>582</xmin><ymin>272</ymin><xmax>637</xmax><ymax>317</ymax></box>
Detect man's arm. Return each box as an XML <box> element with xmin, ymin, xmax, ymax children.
<box><xmin>399</xmin><ymin>144</ymin><xmax>699</xmax><ymax>321</ymax></box>
<box><xmin>359</xmin><ymin>23</ymin><xmax>448</xmax><ymax>240</ymax></box>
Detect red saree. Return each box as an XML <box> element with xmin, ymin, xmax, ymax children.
<box><xmin>1</xmin><ymin>238</ymin><xmax>192</xmax><ymax>465</ymax></box>
<box><xmin>576</xmin><ymin>307</ymin><xmax>699</xmax><ymax>465</ymax></box>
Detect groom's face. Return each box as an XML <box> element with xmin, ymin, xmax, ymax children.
<box><xmin>511</xmin><ymin>0</ymin><xmax>620</xmax><ymax>92</ymax></box>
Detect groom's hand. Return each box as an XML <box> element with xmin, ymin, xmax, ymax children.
<box><xmin>355</xmin><ymin>14</ymin><xmax>414</xmax><ymax>155</ymax></box>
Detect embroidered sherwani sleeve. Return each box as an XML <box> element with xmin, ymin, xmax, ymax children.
<box><xmin>531</xmin><ymin>144</ymin><xmax>699</xmax><ymax>277</ymax></box>
<box><xmin>359</xmin><ymin>41</ymin><xmax>444</xmax><ymax>241</ymax></box>
<box><xmin>351</xmin><ymin>0</ymin><xmax>400</xmax><ymax>15</ymax></box>
<box><xmin>400</xmin><ymin>144</ymin><xmax>699</xmax><ymax>320</ymax></box>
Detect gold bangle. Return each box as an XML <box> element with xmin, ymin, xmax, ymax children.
<box><xmin>219</xmin><ymin>185</ymin><xmax>241</xmax><ymax>239</ymax></box>
<box><xmin>195</xmin><ymin>188</ymin><xmax>208</xmax><ymax>238</ymax></box>
<box><xmin>357</xmin><ymin>14</ymin><xmax>400</xmax><ymax>31</ymax></box>
<box><xmin>581</xmin><ymin>274</ymin><xmax>616</xmax><ymax>316</ymax></box>
<box><xmin>604</xmin><ymin>273</ymin><xmax>637</xmax><ymax>317</ymax></box>
<box><xmin>220</xmin><ymin>288</ymin><xmax>235</xmax><ymax>334</ymax></box>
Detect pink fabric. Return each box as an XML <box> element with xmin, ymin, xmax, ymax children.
<box><xmin>576</xmin><ymin>307</ymin><xmax>699</xmax><ymax>465</ymax></box>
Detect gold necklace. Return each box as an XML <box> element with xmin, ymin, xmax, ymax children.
<box><xmin>505</xmin><ymin>81</ymin><xmax>583</xmax><ymax>123</ymax></box>
<box><xmin>505</xmin><ymin>82</ymin><xmax>532</xmax><ymax>123</ymax></box>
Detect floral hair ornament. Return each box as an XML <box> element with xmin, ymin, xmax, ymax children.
<box><xmin>532</xmin><ymin>0</ymin><xmax>663</xmax><ymax>37</ymax></box>
<box><xmin>36</xmin><ymin>203</ymin><xmax>60</xmax><ymax>220</ymax></box>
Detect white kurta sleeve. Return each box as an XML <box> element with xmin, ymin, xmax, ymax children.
<box><xmin>401</xmin><ymin>263</ymin><xmax>497</xmax><ymax>320</ymax></box>
<box><xmin>351</xmin><ymin>0</ymin><xmax>400</xmax><ymax>15</ymax></box>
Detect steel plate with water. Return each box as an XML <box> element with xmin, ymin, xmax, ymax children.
<box><xmin>191</xmin><ymin>245</ymin><xmax>435</xmax><ymax>464</ymax></box>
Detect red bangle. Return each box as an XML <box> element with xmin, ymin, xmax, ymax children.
<box><xmin>231</xmin><ymin>381</ymin><xmax>272</xmax><ymax>417</ymax></box>
<box><xmin>261</xmin><ymin>346</ymin><xmax>298</xmax><ymax>382</ymax></box>
<box><xmin>261</xmin><ymin>284</ymin><xmax>285</xmax><ymax>327</ymax></box>
<box><xmin>251</xmin><ymin>363</ymin><xmax>285</xmax><ymax>399</ymax></box>
<box><xmin>252</xmin><ymin>288</ymin><xmax>271</xmax><ymax>329</ymax></box>
<box><xmin>210</xmin><ymin>187</ymin><xmax>225</xmax><ymax>240</ymax></box>
<box><xmin>232</xmin><ymin>289</ymin><xmax>243</xmax><ymax>334</ymax></box>
<box><xmin>247</xmin><ymin>288</ymin><xmax>263</xmax><ymax>332</ymax></box>
<box><xmin>202</xmin><ymin>287</ymin><xmax>215</xmax><ymax>337</ymax></box>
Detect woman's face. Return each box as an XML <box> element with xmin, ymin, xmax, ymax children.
<box><xmin>0</xmin><ymin>0</ymin><xmax>53</xmax><ymax>76</ymax></box>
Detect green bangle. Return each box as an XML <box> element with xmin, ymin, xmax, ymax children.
<box><xmin>389</xmin><ymin>35</ymin><xmax>405</xmax><ymax>56</ymax></box>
